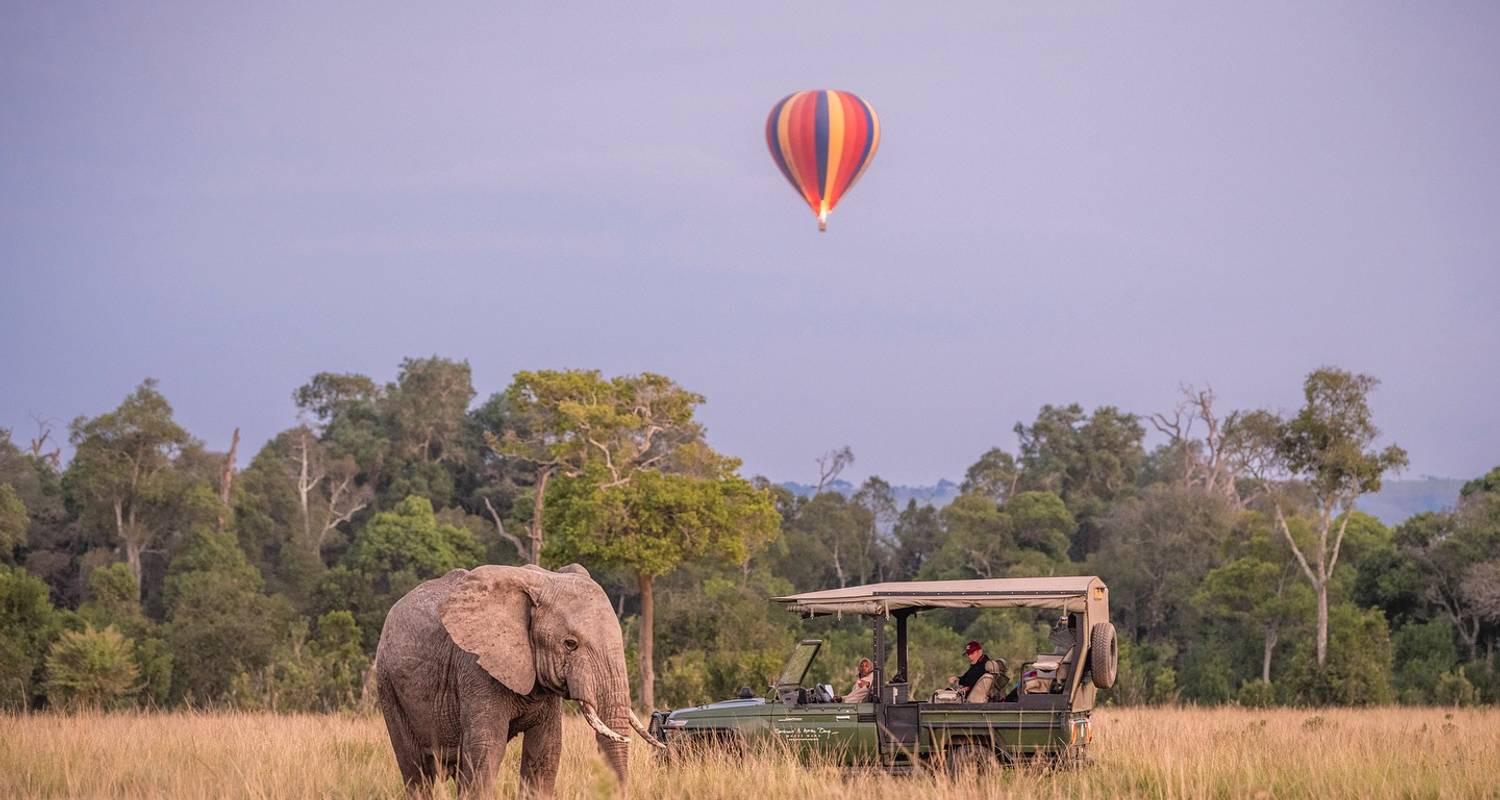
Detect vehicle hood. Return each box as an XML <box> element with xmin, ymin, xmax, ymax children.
<box><xmin>667</xmin><ymin>697</ymin><xmax>768</xmax><ymax>720</ymax></box>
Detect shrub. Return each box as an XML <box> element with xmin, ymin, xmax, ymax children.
<box><xmin>229</xmin><ymin>611</ymin><xmax>370</xmax><ymax>712</ymax></box>
<box><xmin>45</xmin><ymin>625</ymin><xmax>140</xmax><ymax>710</ymax></box>
<box><xmin>1433</xmin><ymin>667</ymin><xmax>1478</xmax><ymax>707</ymax></box>
<box><xmin>1236</xmin><ymin>679</ymin><xmax>1275</xmax><ymax>708</ymax></box>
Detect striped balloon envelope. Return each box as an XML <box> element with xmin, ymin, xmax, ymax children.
<box><xmin>765</xmin><ymin>90</ymin><xmax>880</xmax><ymax>231</ymax></box>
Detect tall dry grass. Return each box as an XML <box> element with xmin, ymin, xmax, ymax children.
<box><xmin>1</xmin><ymin>706</ymin><xmax>1496</xmax><ymax>799</ymax></box>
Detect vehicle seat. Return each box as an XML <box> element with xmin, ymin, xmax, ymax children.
<box><xmin>1050</xmin><ymin>647</ymin><xmax>1076</xmax><ymax>692</ymax></box>
<box><xmin>1023</xmin><ymin>648</ymin><xmax>1076</xmax><ymax>694</ymax></box>
<box><xmin>967</xmin><ymin>658</ymin><xmax>1010</xmax><ymax>703</ymax></box>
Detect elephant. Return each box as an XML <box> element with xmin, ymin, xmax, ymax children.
<box><xmin>375</xmin><ymin>563</ymin><xmax>662</xmax><ymax>798</ymax></box>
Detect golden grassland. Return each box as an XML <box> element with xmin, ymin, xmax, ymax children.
<box><xmin>1</xmin><ymin>706</ymin><xmax>1497</xmax><ymax>799</ymax></box>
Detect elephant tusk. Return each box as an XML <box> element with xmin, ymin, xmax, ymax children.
<box><xmin>628</xmin><ymin>710</ymin><xmax>667</xmax><ymax>749</ymax></box>
<box><xmin>579</xmin><ymin>702</ymin><xmax>630</xmax><ymax>744</ymax></box>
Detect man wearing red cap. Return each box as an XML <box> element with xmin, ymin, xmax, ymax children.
<box><xmin>948</xmin><ymin>640</ymin><xmax>990</xmax><ymax>696</ymax></box>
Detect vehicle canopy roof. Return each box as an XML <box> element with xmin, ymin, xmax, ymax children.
<box><xmin>774</xmin><ymin>576</ymin><xmax>1108</xmax><ymax>618</ymax></box>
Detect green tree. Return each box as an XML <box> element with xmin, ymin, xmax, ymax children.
<box><xmin>63</xmin><ymin>380</ymin><xmax>198</xmax><ymax>590</ymax></box>
<box><xmin>1390</xmin><ymin>619</ymin><xmax>1458</xmax><ymax>703</ymax></box>
<box><xmin>547</xmin><ymin>461</ymin><xmax>779</xmax><ymax>711</ymax></box>
<box><xmin>379</xmin><ymin>357</ymin><xmax>479</xmax><ymax>510</ymax></box>
<box><xmin>229</xmin><ymin>610</ymin><xmax>369</xmax><ymax>711</ymax></box>
<box><xmin>1196</xmin><ymin>519</ymin><xmax>1315</xmax><ymax>685</ymax></box>
<box><xmin>0</xmin><ymin>428</ymin><xmax>77</xmax><ymax>602</ymax></box>
<box><xmin>653</xmin><ymin>573</ymin><xmax>797</xmax><ymax>708</ymax></box>
<box><xmin>1460</xmin><ymin>466</ymin><xmax>1500</xmax><ymax>499</ymax></box>
<box><xmin>320</xmin><ymin>495</ymin><xmax>484</xmax><ymax>648</ymax></box>
<box><xmin>385</xmin><ymin>356</ymin><xmax>476</xmax><ymax>465</ymax></box>
<box><xmin>1393</xmin><ymin>505</ymin><xmax>1500</xmax><ymax>660</ymax></box>
<box><xmin>921</xmin><ymin>491</ymin><xmax>1074</xmax><ymax>582</ymax></box>
<box><xmin>1093</xmin><ymin>485</ymin><xmax>1233</xmax><ymax>641</ymax></box>
<box><xmin>235</xmin><ymin>426</ymin><xmax>373</xmax><ymax>606</ymax></box>
<box><xmin>165</xmin><ymin>528</ymin><xmax>297</xmax><ymax>703</ymax></box>
<box><xmin>1006</xmin><ymin>491</ymin><xmax>1075</xmax><ymax>562</ymax></box>
<box><xmin>1013</xmin><ymin>404</ymin><xmax>1145</xmax><ymax>556</ymax></box>
<box><xmin>465</xmin><ymin>392</ymin><xmax>540</xmax><ymax>565</ymax></box>
<box><xmin>292</xmin><ymin>371</ymin><xmax>389</xmax><ymax>507</ymax></box>
<box><xmin>960</xmin><ymin>448</ymin><xmax>1019</xmax><ymax>503</ymax></box>
<box><xmin>778</xmin><ymin>490</ymin><xmax>880</xmax><ymax>590</ymax></box>
<box><xmin>44</xmin><ymin>624</ymin><xmax>140</xmax><ymax>709</ymax></box>
<box><xmin>891</xmin><ymin>500</ymin><xmax>942</xmax><ymax>581</ymax></box>
<box><xmin>1265</xmin><ymin>368</ymin><xmax>1408</xmax><ymax>666</ymax></box>
<box><xmin>0</xmin><ymin>482</ymin><xmax>26</xmax><ymax>561</ymax></box>
<box><xmin>1279</xmin><ymin>602</ymin><xmax>1394</xmax><ymax>705</ymax></box>
<box><xmin>0</xmin><ymin>565</ymin><xmax>61</xmax><ymax>710</ymax></box>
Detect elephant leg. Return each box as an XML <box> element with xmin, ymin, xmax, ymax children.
<box><xmin>455</xmin><ymin>703</ymin><xmax>509</xmax><ymax>799</ymax></box>
<box><xmin>519</xmin><ymin>698</ymin><xmax>563</xmax><ymax>799</ymax></box>
<box><xmin>379</xmin><ymin>677</ymin><xmax>436</xmax><ymax>797</ymax></box>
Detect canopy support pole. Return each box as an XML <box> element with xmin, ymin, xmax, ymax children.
<box><xmin>895</xmin><ymin>611</ymin><xmax>909</xmax><ymax>682</ymax></box>
<box><xmin>871</xmin><ymin>613</ymin><xmax>885</xmax><ymax>698</ymax></box>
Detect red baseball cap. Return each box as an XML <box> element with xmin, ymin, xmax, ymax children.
<box><xmin>964</xmin><ymin>641</ymin><xmax>983</xmax><ymax>656</ymax></box>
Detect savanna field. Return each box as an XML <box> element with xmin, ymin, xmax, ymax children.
<box><xmin>2</xmin><ymin>707</ymin><xmax>1496</xmax><ymax>799</ymax></box>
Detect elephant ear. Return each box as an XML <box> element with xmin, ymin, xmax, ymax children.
<box><xmin>439</xmin><ymin>566</ymin><xmax>543</xmax><ymax>695</ymax></box>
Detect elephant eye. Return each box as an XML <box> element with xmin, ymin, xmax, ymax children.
<box><xmin>564</xmin><ymin>637</ymin><xmax>579</xmax><ymax>652</ymax></box>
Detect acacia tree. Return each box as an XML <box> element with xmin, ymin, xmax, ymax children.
<box><xmin>65</xmin><ymin>380</ymin><xmax>196</xmax><ymax>588</ymax></box>
<box><xmin>547</xmin><ymin>456</ymin><xmax>779</xmax><ymax>711</ymax></box>
<box><xmin>488</xmin><ymin>370</ymin><xmax>702</xmax><ymax>564</ymax></box>
<box><xmin>1266</xmin><ymin>369</ymin><xmax>1407</xmax><ymax>666</ymax></box>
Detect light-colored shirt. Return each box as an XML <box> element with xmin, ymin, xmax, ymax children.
<box><xmin>844</xmin><ymin>674</ymin><xmax>873</xmax><ymax>703</ymax></box>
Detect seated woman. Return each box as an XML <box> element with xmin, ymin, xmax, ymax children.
<box><xmin>835</xmin><ymin>658</ymin><xmax>875</xmax><ymax>703</ymax></box>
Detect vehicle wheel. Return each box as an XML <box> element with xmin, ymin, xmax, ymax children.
<box><xmin>1089</xmin><ymin>622</ymin><xmax>1118</xmax><ymax>689</ymax></box>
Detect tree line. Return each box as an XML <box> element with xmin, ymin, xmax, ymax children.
<box><xmin>1</xmin><ymin>358</ymin><xmax>1496</xmax><ymax>712</ymax></box>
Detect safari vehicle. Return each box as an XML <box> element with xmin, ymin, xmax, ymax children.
<box><xmin>648</xmin><ymin>577</ymin><xmax>1117</xmax><ymax>771</ymax></box>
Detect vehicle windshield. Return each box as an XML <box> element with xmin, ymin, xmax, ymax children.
<box><xmin>775</xmin><ymin>640</ymin><xmax>821</xmax><ymax>687</ymax></box>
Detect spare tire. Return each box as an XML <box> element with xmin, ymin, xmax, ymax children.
<box><xmin>1089</xmin><ymin>622</ymin><xmax>1118</xmax><ymax>689</ymax></box>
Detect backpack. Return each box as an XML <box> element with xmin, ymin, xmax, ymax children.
<box><xmin>983</xmin><ymin>657</ymin><xmax>1010</xmax><ymax>701</ymax></box>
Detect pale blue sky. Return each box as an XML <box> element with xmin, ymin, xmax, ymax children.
<box><xmin>3</xmin><ymin>2</ymin><xmax>1497</xmax><ymax>484</ymax></box>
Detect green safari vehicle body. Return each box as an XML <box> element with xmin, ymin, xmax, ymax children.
<box><xmin>649</xmin><ymin>576</ymin><xmax>1116</xmax><ymax>770</ymax></box>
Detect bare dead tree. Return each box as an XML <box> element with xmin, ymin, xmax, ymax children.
<box><xmin>291</xmin><ymin>427</ymin><xmax>325</xmax><ymax>546</ymax></box>
<box><xmin>316</xmin><ymin>455</ymin><xmax>371</xmax><ymax>551</ymax></box>
<box><xmin>482</xmin><ymin>495</ymin><xmax>530</xmax><ymax>562</ymax></box>
<box><xmin>287</xmin><ymin>426</ymin><xmax>371</xmax><ymax>554</ymax></box>
<box><xmin>813</xmin><ymin>446</ymin><xmax>854</xmax><ymax>494</ymax></box>
<box><xmin>27</xmin><ymin>414</ymin><xmax>61</xmax><ymax>469</ymax></box>
<box><xmin>1464</xmin><ymin>562</ymin><xmax>1500</xmax><ymax>626</ymax></box>
<box><xmin>1150</xmin><ymin>385</ymin><xmax>1236</xmax><ymax>499</ymax></box>
<box><xmin>1151</xmin><ymin>385</ymin><xmax>1278</xmax><ymax>509</ymax></box>
<box><xmin>217</xmin><ymin>427</ymin><xmax>240</xmax><ymax>532</ymax></box>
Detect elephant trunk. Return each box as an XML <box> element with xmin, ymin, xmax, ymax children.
<box><xmin>574</xmin><ymin>654</ymin><xmax>634</xmax><ymax>789</ymax></box>
<box><xmin>599</xmin><ymin>699</ymin><xmax>632</xmax><ymax>788</ymax></box>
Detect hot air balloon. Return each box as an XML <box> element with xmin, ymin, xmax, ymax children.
<box><xmin>765</xmin><ymin>90</ymin><xmax>880</xmax><ymax>232</ymax></box>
